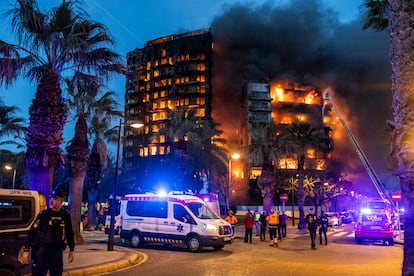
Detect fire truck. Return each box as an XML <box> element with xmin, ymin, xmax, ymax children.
<box><xmin>323</xmin><ymin>93</ymin><xmax>397</xmax><ymax>245</ymax></box>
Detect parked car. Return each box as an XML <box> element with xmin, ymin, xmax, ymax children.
<box><xmin>340</xmin><ymin>211</ymin><xmax>354</xmax><ymax>224</ymax></box>
<box><xmin>325</xmin><ymin>212</ymin><xmax>342</xmax><ymax>226</ymax></box>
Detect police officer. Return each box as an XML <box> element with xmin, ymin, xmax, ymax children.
<box><xmin>318</xmin><ymin>210</ymin><xmax>329</xmax><ymax>245</ymax></box>
<box><xmin>305</xmin><ymin>207</ymin><xmax>318</xmax><ymax>250</ymax></box>
<box><xmin>22</xmin><ymin>189</ymin><xmax>75</xmax><ymax>276</ymax></box>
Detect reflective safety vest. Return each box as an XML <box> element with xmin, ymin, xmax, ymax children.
<box><xmin>266</xmin><ymin>213</ymin><xmax>279</xmax><ymax>227</ymax></box>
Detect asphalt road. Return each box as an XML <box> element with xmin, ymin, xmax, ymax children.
<box><xmin>107</xmin><ymin>223</ymin><xmax>403</xmax><ymax>276</ymax></box>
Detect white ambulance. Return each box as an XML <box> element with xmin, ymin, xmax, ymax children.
<box><xmin>119</xmin><ymin>193</ymin><xmax>233</xmax><ymax>252</ymax></box>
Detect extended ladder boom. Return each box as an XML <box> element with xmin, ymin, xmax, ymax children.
<box><xmin>323</xmin><ymin>93</ymin><xmax>391</xmax><ymax>203</ymax></box>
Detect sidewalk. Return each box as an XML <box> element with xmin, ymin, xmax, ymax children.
<box><xmin>61</xmin><ymin>231</ymin><xmax>147</xmax><ymax>276</ymax></box>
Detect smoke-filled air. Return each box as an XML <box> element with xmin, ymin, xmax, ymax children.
<box><xmin>210</xmin><ymin>0</ymin><xmax>396</xmax><ymax>195</ymax></box>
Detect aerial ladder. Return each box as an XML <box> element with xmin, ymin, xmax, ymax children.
<box><xmin>322</xmin><ymin>93</ymin><xmax>393</xmax><ymax>205</ymax></box>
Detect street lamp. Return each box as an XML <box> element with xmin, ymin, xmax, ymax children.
<box><xmin>108</xmin><ymin>119</ymin><xmax>143</xmax><ymax>251</ymax></box>
<box><xmin>227</xmin><ymin>153</ymin><xmax>240</xmax><ymax>211</ymax></box>
<box><xmin>4</xmin><ymin>165</ymin><xmax>16</xmax><ymax>190</ymax></box>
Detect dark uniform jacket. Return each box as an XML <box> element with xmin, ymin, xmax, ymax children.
<box><xmin>305</xmin><ymin>213</ymin><xmax>318</xmax><ymax>230</ymax></box>
<box><xmin>25</xmin><ymin>208</ymin><xmax>75</xmax><ymax>252</ymax></box>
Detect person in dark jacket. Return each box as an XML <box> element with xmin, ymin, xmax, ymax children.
<box><xmin>259</xmin><ymin>210</ymin><xmax>267</xmax><ymax>241</ymax></box>
<box><xmin>22</xmin><ymin>189</ymin><xmax>75</xmax><ymax>276</ymax></box>
<box><xmin>318</xmin><ymin>210</ymin><xmax>329</xmax><ymax>245</ymax></box>
<box><xmin>278</xmin><ymin>211</ymin><xmax>288</xmax><ymax>239</ymax></box>
<box><xmin>305</xmin><ymin>208</ymin><xmax>318</xmax><ymax>250</ymax></box>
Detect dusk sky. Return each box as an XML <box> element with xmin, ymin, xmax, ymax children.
<box><xmin>1</xmin><ymin>0</ymin><xmax>399</xmax><ymax>194</ymax></box>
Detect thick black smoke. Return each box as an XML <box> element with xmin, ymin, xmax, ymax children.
<box><xmin>210</xmin><ymin>0</ymin><xmax>395</xmax><ymax>195</ymax></box>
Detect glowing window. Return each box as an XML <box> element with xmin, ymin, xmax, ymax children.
<box><xmin>159</xmin><ymin>146</ymin><xmax>165</xmax><ymax>155</ymax></box>
<box><xmin>197</xmin><ymin>64</ymin><xmax>206</xmax><ymax>71</ymax></box>
<box><xmin>307</xmin><ymin>149</ymin><xmax>316</xmax><ymax>159</ymax></box>
<box><xmin>161</xmin><ymin>49</ymin><xmax>166</xmax><ymax>57</ymax></box>
<box><xmin>150</xmin><ymin>146</ymin><xmax>157</xmax><ymax>155</ymax></box>
<box><xmin>196</xmin><ymin>108</ymin><xmax>205</xmax><ymax>117</ymax></box>
<box><xmin>159</xmin><ymin>135</ymin><xmax>166</xmax><ymax>143</ymax></box>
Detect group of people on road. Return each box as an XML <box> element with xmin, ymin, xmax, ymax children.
<box><xmin>305</xmin><ymin>207</ymin><xmax>330</xmax><ymax>250</ymax></box>
<box><xmin>225</xmin><ymin>208</ymin><xmax>288</xmax><ymax>247</ymax></box>
<box><xmin>226</xmin><ymin>207</ymin><xmax>330</xmax><ymax>251</ymax></box>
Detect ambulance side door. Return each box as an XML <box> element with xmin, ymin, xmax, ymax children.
<box><xmin>171</xmin><ymin>203</ymin><xmax>196</xmax><ymax>237</ymax></box>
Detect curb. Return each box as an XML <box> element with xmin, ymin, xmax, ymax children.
<box><xmin>63</xmin><ymin>250</ymin><xmax>146</xmax><ymax>276</ymax></box>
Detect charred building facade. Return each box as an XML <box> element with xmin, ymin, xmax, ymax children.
<box><xmin>240</xmin><ymin>82</ymin><xmax>332</xmax><ymax>204</ymax></box>
<box><xmin>123</xmin><ymin>29</ymin><xmax>213</xmax><ymax>192</ymax></box>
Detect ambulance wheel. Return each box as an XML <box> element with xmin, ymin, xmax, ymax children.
<box><xmin>130</xmin><ymin>232</ymin><xmax>143</xmax><ymax>248</ymax></box>
<box><xmin>187</xmin><ymin>235</ymin><xmax>202</xmax><ymax>252</ymax></box>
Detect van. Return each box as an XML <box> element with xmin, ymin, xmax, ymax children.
<box><xmin>0</xmin><ymin>189</ymin><xmax>46</xmax><ymax>275</ymax></box>
<box><xmin>119</xmin><ymin>193</ymin><xmax>233</xmax><ymax>252</ymax></box>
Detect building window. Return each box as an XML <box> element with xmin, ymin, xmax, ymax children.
<box><xmin>150</xmin><ymin>145</ymin><xmax>157</xmax><ymax>155</ymax></box>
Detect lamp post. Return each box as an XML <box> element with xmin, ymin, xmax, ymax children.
<box><xmin>227</xmin><ymin>153</ymin><xmax>240</xmax><ymax>211</ymax></box>
<box><xmin>4</xmin><ymin>165</ymin><xmax>16</xmax><ymax>190</ymax></box>
<box><xmin>108</xmin><ymin>119</ymin><xmax>143</xmax><ymax>251</ymax></box>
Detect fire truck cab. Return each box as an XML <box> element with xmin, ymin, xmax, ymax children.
<box><xmin>119</xmin><ymin>193</ymin><xmax>233</xmax><ymax>252</ymax></box>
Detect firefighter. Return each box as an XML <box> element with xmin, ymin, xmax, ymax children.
<box><xmin>22</xmin><ymin>188</ymin><xmax>75</xmax><ymax>276</ymax></box>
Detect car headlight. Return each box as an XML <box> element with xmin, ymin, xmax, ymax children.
<box><xmin>203</xmin><ymin>223</ymin><xmax>218</xmax><ymax>232</ymax></box>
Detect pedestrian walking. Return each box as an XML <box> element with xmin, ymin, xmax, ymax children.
<box><xmin>266</xmin><ymin>209</ymin><xmax>279</xmax><ymax>247</ymax></box>
<box><xmin>259</xmin><ymin>210</ymin><xmax>267</xmax><ymax>241</ymax></box>
<box><xmin>22</xmin><ymin>189</ymin><xmax>75</xmax><ymax>276</ymax></box>
<box><xmin>225</xmin><ymin>210</ymin><xmax>238</xmax><ymax>236</ymax></box>
<box><xmin>318</xmin><ymin>210</ymin><xmax>329</xmax><ymax>245</ymax></box>
<box><xmin>254</xmin><ymin>209</ymin><xmax>261</xmax><ymax>236</ymax></box>
<box><xmin>244</xmin><ymin>209</ymin><xmax>254</xmax><ymax>243</ymax></box>
<box><xmin>305</xmin><ymin>207</ymin><xmax>318</xmax><ymax>250</ymax></box>
<box><xmin>279</xmin><ymin>211</ymin><xmax>288</xmax><ymax>238</ymax></box>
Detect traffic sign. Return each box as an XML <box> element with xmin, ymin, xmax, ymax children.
<box><xmin>279</xmin><ymin>193</ymin><xmax>288</xmax><ymax>202</ymax></box>
<box><xmin>391</xmin><ymin>192</ymin><xmax>402</xmax><ymax>202</ymax></box>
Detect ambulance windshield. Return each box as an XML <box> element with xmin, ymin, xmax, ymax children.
<box><xmin>186</xmin><ymin>202</ymin><xmax>220</xmax><ymax>219</ymax></box>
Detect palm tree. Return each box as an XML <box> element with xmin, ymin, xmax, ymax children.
<box><xmin>0</xmin><ymin>0</ymin><xmax>123</xmax><ymax>198</ymax></box>
<box><xmin>64</xmin><ymin>74</ymin><xmax>122</xmax><ymax>243</ymax></box>
<box><xmin>86</xmin><ymin>110</ymin><xmax>121</xmax><ymax>231</ymax></box>
<box><xmin>0</xmin><ymin>98</ymin><xmax>27</xmax><ymax>148</ymax></box>
<box><xmin>160</xmin><ymin>107</ymin><xmax>228</xmax><ymax>192</ymax></box>
<box><xmin>277</xmin><ymin>121</ymin><xmax>323</xmax><ymax>229</ymax></box>
<box><xmin>249</xmin><ymin>124</ymin><xmax>279</xmax><ymax>214</ymax></box>
<box><xmin>363</xmin><ymin>1</ymin><xmax>414</xmax><ymax>274</ymax></box>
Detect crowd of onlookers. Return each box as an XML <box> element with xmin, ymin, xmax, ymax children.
<box><xmin>225</xmin><ymin>209</ymin><xmax>288</xmax><ymax>247</ymax></box>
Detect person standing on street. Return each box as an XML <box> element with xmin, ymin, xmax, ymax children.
<box><xmin>244</xmin><ymin>209</ymin><xmax>254</xmax><ymax>243</ymax></box>
<box><xmin>318</xmin><ymin>210</ymin><xmax>329</xmax><ymax>245</ymax></box>
<box><xmin>22</xmin><ymin>189</ymin><xmax>75</xmax><ymax>276</ymax></box>
<box><xmin>225</xmin><ymin>210</ymin><xmax>238</xmax><ymax>236</ymax></box>
<box><xmin>254</xmin><ymin>209</ymin><xmax>261</xmax><ymax>236</ymax></box>
<box><xmin>305</xmin><ymin>208</ymin><xmax>318</xmax><ymax>250</ymax></box>
<box><xmin>266</xmin><ymin>209</ymin><xmax>279</xmax><ymax>247</ymax></box>
<box><xmin>259</xmin><ymin>210</ymin><xmax>267</xmax><ymax>241</ymax></box>
<box><xmin>279</xmin><ymin>211</ymin><xmax>288</xmax><ymax>239</ymax></box>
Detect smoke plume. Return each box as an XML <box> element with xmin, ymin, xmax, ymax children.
<box><xmin>210</xmin><ymin>0</ymin><xmax>395</xmax><ymax>195</ymax></box>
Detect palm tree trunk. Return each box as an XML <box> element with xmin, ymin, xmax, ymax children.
<box><xmin>67</xmin><ymin>115</ymin><xmax>90</xmax><ymax>245</ymax></box>
<box><xmin>69</xmin><ymin>171</ymin><xmax>86</xmax><ymax>244</ymax></box>
<box><xmin>297</xmin><ymin>156</ymin><xmax>306</xmax><ymax>229</ymax></box>
<box><xmin>389</xmin><ymin>1</ymin><xmax>414</xmax><ymax>275</ymax></box>
<box><xmin>26</xmin><ymin>71</ymin><xmax>66</xmax><ymax>197</ymax></box>
<box><xmin>87</xmin><ymin>189</ymin><xmax>99</xmax><ymax>230</ymax></box>
<box><xmin>263</xmin><ymin>193</ymin><xmax>273</xmax><ymax>215</ymax></box>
